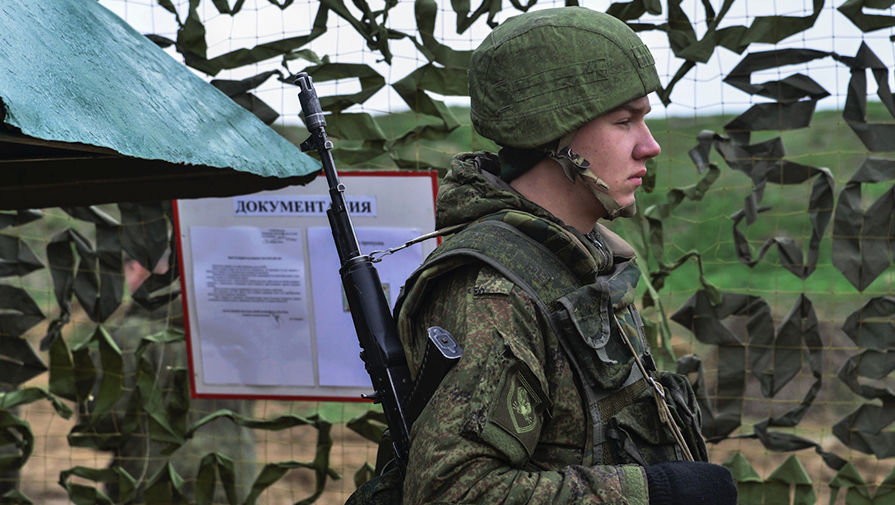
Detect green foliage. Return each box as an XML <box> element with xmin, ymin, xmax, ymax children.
<box><xmin>1</xmin><ymin>205</ymin><xmax>353</xmax><ymax>504</ymax></box>
<box><xmin>636</xmin><ymin>105</ymin><xmax>882</xmax><ymax>305</ymax></box>
<box><xmin>4</xmin><ymin>0</ymin><xmax>895</xmax><ymax>503</ymax></box>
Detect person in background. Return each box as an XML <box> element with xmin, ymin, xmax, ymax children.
<box><xmin>82</xmin><ymin>252</ymin><xmax>257</xmax><ymax>503</ymax></box>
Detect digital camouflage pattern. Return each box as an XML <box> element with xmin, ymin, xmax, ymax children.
<box><xmin>399</xmin><ymin>264</ymin><xmax>647</xmax><ymax>504</ymax></box>
<box><xmin>468</xmin><ymin>7</ymin><xmax>660</xmax><ymax>149</ymax></box>
<box><xmin>344</xmin><ymin>464</ymin><xmax>402</xmax><ymax>505</ymax></box>
<box><xmin>389</xmin><ymin>153</ymin><xmax>703</xmax><ymax>504</ymax></box>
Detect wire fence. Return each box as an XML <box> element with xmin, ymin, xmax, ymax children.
<box><xmin>3</xmin><ymin>0</ymin><xmax>895</xmax><ymax>503</ymax></box>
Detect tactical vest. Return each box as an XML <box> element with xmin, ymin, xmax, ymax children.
<box><xmin>396</xmin><ymin>210</ymin><xmax>708</xmax><ymax>466</ymax></box>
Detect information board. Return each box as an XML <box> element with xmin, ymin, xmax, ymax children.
<box><xmin>174</xmin><ymin>171</ymin><xmax>438</xmax><ymax>400</ymax></box>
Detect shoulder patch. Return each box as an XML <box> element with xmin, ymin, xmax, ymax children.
<box><xmin>482</xmin><ymin>364</ymin><xmax>549</xmax><ymax>463</ymax></box>
<box><xmin>473</xmin><ymin>267</ymin><xmax>514</xmax><ymax>297</ymax></box>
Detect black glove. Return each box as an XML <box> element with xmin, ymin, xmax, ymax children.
<box><xmin>644</xmin><ymin>461</ymin><xmax>738</xmax><ymax>505</ymax></box>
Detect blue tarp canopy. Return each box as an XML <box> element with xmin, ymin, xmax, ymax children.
<box><xmin>0</xmin><ymin>0</ymin><xmax>320</xmax><ymax>210</ymax></box>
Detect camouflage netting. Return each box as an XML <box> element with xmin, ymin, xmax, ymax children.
<box><xmin>2</xmin><ymin>0</ymin><xmax>895</xmax><ymax>503</ymax></box>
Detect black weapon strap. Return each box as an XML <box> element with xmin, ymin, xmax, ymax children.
<box><xmin>404</xmin><ymin>326</ymin><xmax>463</xmax><ymax>426</ymax></box>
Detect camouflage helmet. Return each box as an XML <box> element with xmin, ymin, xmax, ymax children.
<box><xmin>469</xmin><ymin>7</ymin><xmax>660</xmax><ymax>149</ymax></box>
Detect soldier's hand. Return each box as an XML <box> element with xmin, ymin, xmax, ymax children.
<box><xmin>644</xmin><ymin>461</ymin><xmax>737</xmax><ymax>505</ymax></box>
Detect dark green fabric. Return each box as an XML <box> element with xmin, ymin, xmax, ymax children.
<box><xmin>0</xmin><ymin>211</ymin><xmax>42</xmax><ymax>230</ymax></box>
<box><xmin>0</xmin><ymin>388</ymin><xmax>72</xmax><ymax>474</ymax></box>
<box><xmin>842</xmin><ymin>296</ymin><xmax>895</xmax><ymax>350</ymax></box>
<box><xmin>832</xmin><ymin>158</ymin><xmax>895</xmax><ymax>291</ymax></box>
<box><xmin>4</xmin><ymin>2</ymin><xmax>895</xmax><ymax>503</ymax></box>
<box><xmin>344</xmin><ymin>464</ymin><xmax>402</xmax><ymax>505</ymax></box>
<box><xmin>829</xmin><ymin>460</ymin><xmax>895</xmax><ymax>504</ymax></box>
<box><xmin>0</xmin><ymin>236</ymin><xmax>43</xmax><ymax>279</ymax></box>
<box><xmin>671</xmin><ymin>290</ymin><xmax>847</xmax><ymax>470</ymax></box>
<box><xmin>468</xmin><ymin>7</ymin><xmax>660</xmax><ymax>148</ymax></box>
<box><xmin>69</xmin><ymin>301</ymin><xmax>257</xmax><ymax>504</ymax></box>
<box><xmin>0</xmin><ymin>336</ymin><xmax>46</xmax><ymax>386</ymax></box>
<box><xmin>399</xmin><ymin>210</ymin><xmax>706</xmax><ymax>466</ymax></box>
<box><xmin>838</xmin><ymin>0</ymin><xmax>895</xmax><ymax>32</ymax></box>
<box><xmin>210</xmin><ymin>70</ymin><xmax>282</xmax><ymax>124</ymax></box>
<box><xmin>0</xmin><ymin>203</ymin><xmax>352</xmax><ymax>504</ymax></box>
<box><xmin>723</xmin><ymin>452</ymin><xmax>826</xmax><ymax>505</ymax></box>
<box><xmin>117</xmin><ymin>0</ymin><xmax>886</xmax><ymax>176</ymax></box>
<box><xmin>390</xmin><ymin>159</ymin><xmax>655</xmax><ymax>502</ymax></box>
<box><xmin>0</xmin><ymin>287</ymin><xmax>44</xmax><ymax>338</ymax></box>
<box><xmin>44</xmin><ymin>226</ymin><xmax>122</xmax><ymax>325</ymax></box>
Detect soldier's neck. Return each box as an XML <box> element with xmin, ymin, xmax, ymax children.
<box><xmin>510</xmin><ymin>158</ymin><xmax>604</xmax><ymax>234</ymax></box>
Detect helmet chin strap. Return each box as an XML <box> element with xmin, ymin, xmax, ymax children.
<box><xmin>545</xmin><ymin>134</ymin><xmax>637</xmax><ymax>220</ymax></box>
<box><xmin>579</xmin><ymin>171</ymin><xmax>637</xmax><ymax>219</ymax></box>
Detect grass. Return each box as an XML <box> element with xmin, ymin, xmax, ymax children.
<box><xmin>17</xmin><ymin>102</ymin><xmax>887</xmax><ymax>338</ymax></box>
<box><xmin>637</xmin><ymin>103</ymin><xmax>894</xmax><ymax>317</ymax></box>
<box><xmin>278</xmin><ymin>101</ymin><xmax>895</xmax><ymax>319</ymax></box>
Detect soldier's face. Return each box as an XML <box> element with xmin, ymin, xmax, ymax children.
<box><xmin>569</xmin><ymin>96</ymin><xmax>661</xmax><ymax>214</ymax></box>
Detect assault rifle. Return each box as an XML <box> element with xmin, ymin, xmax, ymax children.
<box><xmin>294</xmin><ymin>73</ymin><xmax>413</xmax><ymax>472</ymax></box>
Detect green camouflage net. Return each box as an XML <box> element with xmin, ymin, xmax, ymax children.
<box><xmin>2</xmin><ymin>0</ymin><xmax>895</xmax><ymax>503</ymax></box>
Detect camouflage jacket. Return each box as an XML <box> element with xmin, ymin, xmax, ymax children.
<box><xmin>394</xmin><ymin>152</ymin><xmax>703</xmax><ymax>504</ymax></box>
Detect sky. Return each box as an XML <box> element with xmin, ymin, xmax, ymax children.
<box><xmin>99</xmin><ymin>0</ymin><xmax>895</xmax><ymax>123</ymax></box>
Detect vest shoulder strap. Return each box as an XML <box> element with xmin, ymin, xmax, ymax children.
<box><xmin>398</xmin><ymin>216</ymin><xmax>709</xmax><ymax>467</ymax></box>
<box><xmin>396</xmin><ymin>217</ymin><xmax>584</xmax><ymax>342</ymax></box>
<box><xmin>396</xmin><ymin>215</ymin><xmax>664</xmax><ymax>465</ymax></box>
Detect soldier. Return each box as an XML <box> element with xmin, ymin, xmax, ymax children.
<box><xmin>351</xmin><ymin>6</ymin><xmax>738</xmax><ymax>505</ymax></box>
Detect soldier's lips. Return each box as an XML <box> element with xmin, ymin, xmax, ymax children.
<box><xmin>629</xmin><ymin>170</ymin><xmax>647</xmax><ymax>186</ymax></box>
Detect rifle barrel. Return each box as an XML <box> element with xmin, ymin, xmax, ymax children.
<box><xmin>295</xmin><ymin>72</ymin><xmax>412</xmax><ymax>473</ymax></box>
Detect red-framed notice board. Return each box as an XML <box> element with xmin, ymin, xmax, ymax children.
<box><xmin>173</xmin><ymin>170</ymin><xmax>438</xmax><ymax>401</ymax></box>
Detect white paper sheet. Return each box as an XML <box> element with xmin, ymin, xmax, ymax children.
<box><xmin>308</xmin><ymin>226</ymin><xmax>423</xmax><ymax>388</ymax></box>
<box><xmin>190</xmin><ymin>226</ymin><xmax>314</xmax><ymax>386</ymax></box>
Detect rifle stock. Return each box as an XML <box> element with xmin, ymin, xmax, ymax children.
<box><xmin>295</xmin><ymin>73</ymin><xmax>412</xmax><ymax>472</ymax></box>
